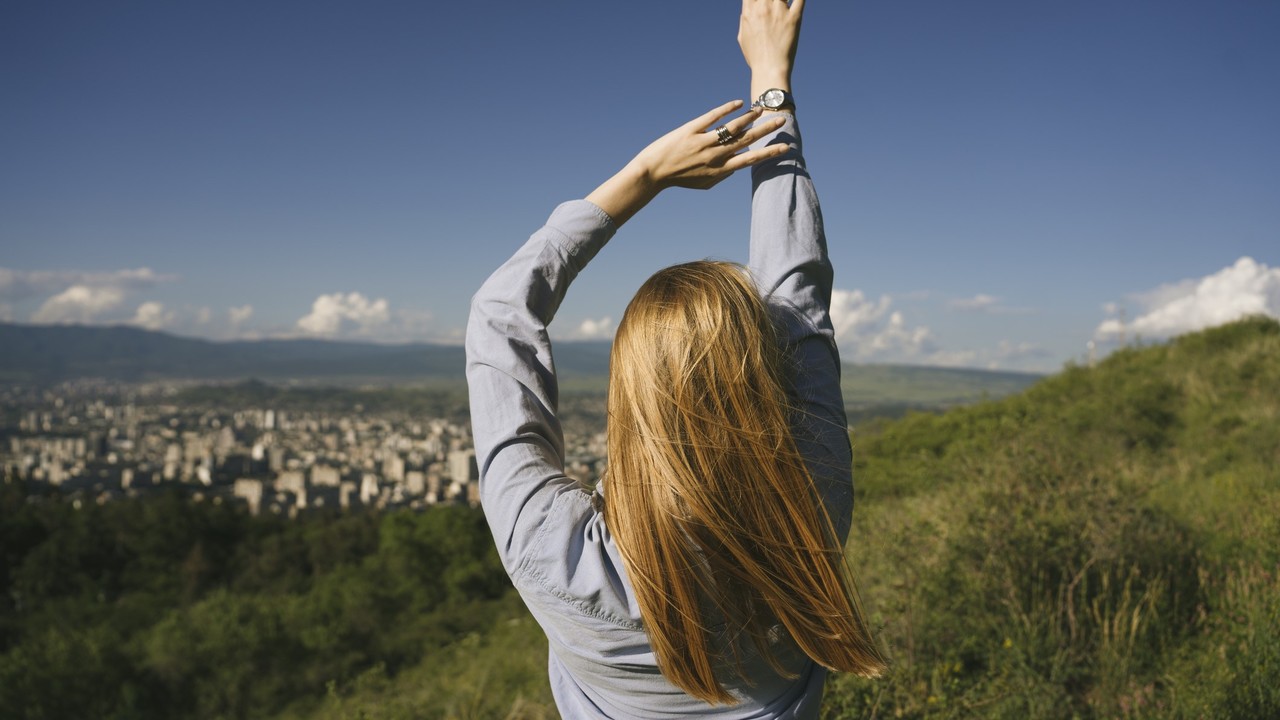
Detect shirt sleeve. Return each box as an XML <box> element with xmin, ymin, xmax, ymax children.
<box><xmin>465</xmin><ymin>199</ymin><xmax>617</xmax><ymax>573</ymax></box>
<box><xmin>747</xmin><ymin>113</ymin><xmax>855</xmax><ymax>542</ymax></box>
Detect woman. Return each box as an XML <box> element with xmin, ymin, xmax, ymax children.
<box><xmin>465</xmin><ymin>1</ymin><xmax>884</xmax><ymax>716</ymax></box>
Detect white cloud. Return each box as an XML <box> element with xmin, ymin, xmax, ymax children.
<box><xmin>229</xmin><ymin>304</ymin><xmax>254</xmax><ymax>327</ymax></box>
<box><xmin>296</xmin><ymin>292</ymin><xmax>390</xmax><ymax>336</ymax></box>
<box><xmin>281</xmin><ymin>302</ymin><xmax>435</xmax><ymax>343</ymax></box>
<box><xmin>578</xmin><ymin>316</ymin><xmax>614</xmax><ymax>339</ymax></box>
<box><xmin>1095</xmin><ymin>317</ymin><xmax>1125</xmax><ymax>340</ymax></box>
<box><xmin>0</xmin><ymin>267</ymin><xmax>173</xmax><ymax>301</ymax></box>
<box><xmin>830</xmin><ymin>287</ymin><xmax>1050</xmax><ymax>370</ymax></box>
<box><xmin>195</xmin><ymin>306</ymin><xmax>213</xmax><ymax>324</ymax></box>
<box><xmin>32</xmin><ymin>285</ymin><xmax>126</xmax><ymax>323</ymax></box>
<box><xmin>914</xmin><ymin>340</ymin><xmax>1052</xmax><ymax>371</ymax></box>
<box><xmin>0</xmin><ymin>303</ymin><xmax>12</xmax><ymax>322</ymax></box>
<box><xmin>130</xmin><ymin>301</ymin><xmax>174</xmax><ymax>330</ymax></box>
<box><xmin>1096</xmin><ymin>257</ymin><xmax>1280</xmax><ymax>341</ymax></box>
<box><xmin>551</xmin><ymin>316</ymin><xmax>614</xmax><ymax>341</ymax></box>
<box><xmin>869</xmin><ymin>311</ymin><xmax>934</xmax><ymax>355</ymax></box>
<box><xmin>830</xmin><ymin>289</ymin><xmax>936</xmax><ymax>361</ymax></box>
<box><xmin>830</xmin><ymin>289</ymin><xmax>890</xmax><ymax>338</ymax></box>
<box><xmin>5</xmin><ymin>266</ymin><xmax>177</xmax><ymax>326</ymax></box>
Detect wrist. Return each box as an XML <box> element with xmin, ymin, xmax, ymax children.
<box><xmin>623</xmin><ymin>157</ymin><xmax>666</xmax><ymax>193</ymax></box>
<box><xmin>750</xmin><ymin>68</ymin><xmax>792</xmax><ymax>99</ymax></box>
<box><xmin>586</xmin><ymin>161</ymin><xmax>661</xmax><ymax>229</ymax></box>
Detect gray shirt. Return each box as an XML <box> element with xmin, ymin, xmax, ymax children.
<box><xmin>465</xmin><ymin>114</ymin><xmax>853</xmax><ymax>719</ymax></box>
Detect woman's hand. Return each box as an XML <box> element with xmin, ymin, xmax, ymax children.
<box><xmin>586</xmin><ymin>100</ymin><xmax>789</xmax><ymax>227</ymax></box>
<box><xmin>635</xmin><ymin>100</ymin><xmax>788</xmax><ymax>190</ymax></box>
<box><xmin>739</xmin><ymin>0</ymin><xmax>804</xmax><ymax>101</ymax></box>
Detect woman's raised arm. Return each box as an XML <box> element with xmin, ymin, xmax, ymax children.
<box><xmin>741</xmin><ymin>0</ymin><xmax>855</xmax><ymax>539</ymax></box>
<box><xmin>467</xmin><ymin>101</ymin><xmax>790</xmax><ymax>573</ymax></box>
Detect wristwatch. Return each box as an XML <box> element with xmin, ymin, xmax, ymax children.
<box><xmin>752</xmin><ymin>88</ymin><xmax>795</xmax><ymax>111</ymax></box>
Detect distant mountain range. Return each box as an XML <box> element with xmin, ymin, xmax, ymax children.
<box><xmin>0</xmin><ymin>322</ymin><xmax>596</xmax><ymax>384</ymax></box>
<box><xmin>0</xmin><ymin>323</ymin><xmax>1041</xmax><ymax>408</ymax></box>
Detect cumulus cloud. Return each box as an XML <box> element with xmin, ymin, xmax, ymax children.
<box><xmin>830</xmin><ymin>289</ymin><xmax>890</xmax><ymax>338</ymax></box>
<box><xmin>130</xmin><ymin>301</ymin><xmax>174</xmax><ymax>330</ymax></box>
<box><xmin>550</xmin><ymin>316</ymin><xmax>615</xmax><ymax>341</ymax></box>
<box><xmin>0</xmin><ymin>303</ymin><xmax>12</xmax><ymax>322</ymax></box>
<box><xmin>288</xmin><ymin>300</ymin><xmax>435</xmax><ymax>342</ymax></box>
<box><xmin>297</xmin><ymin>292</ymin><xmax>390</xmax><ymax>336</ymax></box>
<box><xmin>578</xmin><ymin>317</ymin><xmax>614</xmax><ymax>339</ymax></box>
<box><xmin>229</xmin><ymin>304</ymin><xmax>254</xmax><ymax>327</ymax></box>
<box><xmin>195</xmin><ymin>307</ymin><xmax>213</xmax><ymax>324</ymax></box>
<box><xmin>31</xmin><ymin>285</ymin><xmax>126</xmax><ymax>323</ymax></box>
<box><xmin>5</xmin><ymin>266</ymin><xmax>177</xmax><ymax>326</ymax></box>
<box><xmin>1096</xmin><ymin>257</ymin><xmax>1280</xmax><ymax>342</ymax></box>
<box><xmin>830</xmin><ymin>288</ymin><xmax>936</xmax><ymax>361</ymax></box>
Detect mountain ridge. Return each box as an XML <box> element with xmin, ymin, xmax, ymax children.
<box><xmin>0</xmin><ymin>322</ymin><xmax>1041</xmax><ymax>407</ymax></box>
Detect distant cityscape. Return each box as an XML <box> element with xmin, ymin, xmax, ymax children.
<box><xmin>1</xmin><ymin>380</ymin><xmax>608</xmax><ymax>517</ymax></box>
<box><xmin>0</xmin><ymin>324</ymin><xmax>1039</xmax><ymax>518</ymax></box>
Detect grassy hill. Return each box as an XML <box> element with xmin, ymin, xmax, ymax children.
<box><xmin>303</xmin><ymin>316</ymin><xmax>1280</xmax><ymax>719</ymax></box>
<box><xmin>821</xmin><ymin>315</ymin><xmax>1280</xmax><ymax>718</ymax></box>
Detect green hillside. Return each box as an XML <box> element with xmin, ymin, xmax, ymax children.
<box><xmin>822</xmin><ymin>315</ymin><xmax>1280</xmax><ymax>718</ymax></box>
<box><xmin>291</xmin><ymin>316</ymin><xmax>1280</xmax><ymax>719</ymax></box>
<box><xmin>2</xmin><ymin>317</ymin><xmax>1275</xmax><ymax>719</ymax></box>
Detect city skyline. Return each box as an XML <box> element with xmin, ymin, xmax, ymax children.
<box><xmin>3</xmin><ymin>0</ymin><xmax>1278</xmax><ymax>372</ymax></box>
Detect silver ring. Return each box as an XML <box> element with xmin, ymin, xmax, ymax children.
<box><xmin>714</xmin><ymin>125</ymin><xmax>735</xmax><ymax>146</ymax></box>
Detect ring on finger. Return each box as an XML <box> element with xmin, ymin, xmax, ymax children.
<box><xmin>714</xmin><ymin>125</ymin><xmax>735</xmax><ymax>146</ymax></box>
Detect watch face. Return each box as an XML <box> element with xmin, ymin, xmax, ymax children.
<box><xmin>763</xmin><ymin>89</ymin><xmax>785</xmax><ymax>108</ymax></box>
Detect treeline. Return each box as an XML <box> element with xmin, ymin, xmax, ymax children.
<box><xmin>0</xmin><ymin>487</ymin><xmax>515</xmax><ymax>719</ymax></box>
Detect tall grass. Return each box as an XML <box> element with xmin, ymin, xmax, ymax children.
<box><xmin>823</xmin><ymin>316</ymin><xmax>1279</xmax><ymax>719</ymax></box>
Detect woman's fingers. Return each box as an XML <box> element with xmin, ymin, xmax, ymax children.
<box><xmin>742</xmin><ymin>114</ymin><xmax>788</xmax><ymax>144</ymax></box>
<box><xmin>714</xmin><ymin>113</ymin><xmax>786</xmax><ymax>151</ymax></box>
<box><xmin>724</xmin><ymin>107</ymin><xmax>767</xmax><ymax>137</ymax></box>
<box><xmin>688</xmin><ymin>99</ymin><xmax>747</xmax><ymax>133</ymax></box>
<box><xmin>722</xmin><ymin>140</ymin><xmax>789</xmax><ymax>174</ymax></box>
<box><xmin>703</xmin><ymin>106</ymin><xmax>787</xmax><ymax>148</ymax></box>
<box><xmin>644</xmin><ymin>102</ymin><xmax>789</xmax><ymax>189</ymax></box>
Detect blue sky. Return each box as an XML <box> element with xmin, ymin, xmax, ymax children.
<box><xmin>3</xmin><ymin>0</ymin><xmax>1277</xmax><ymax>372</ymax></box>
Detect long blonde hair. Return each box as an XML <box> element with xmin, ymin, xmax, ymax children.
<box><xmin>603</xmin><ymin>260</ymin><xmax>885</xmax><ymax>704</ymax></box>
